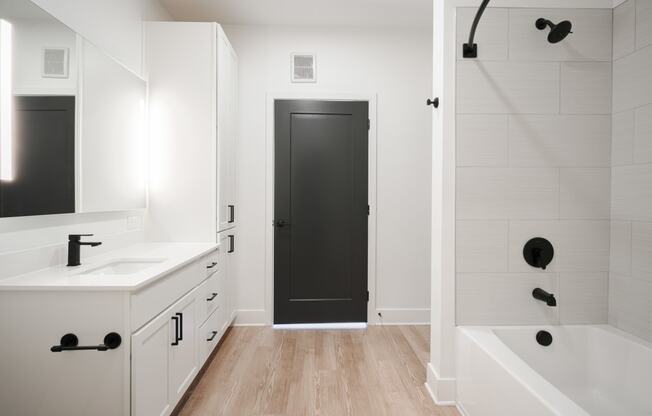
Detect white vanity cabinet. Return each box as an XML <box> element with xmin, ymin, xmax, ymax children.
<box><xmin>0</xmin><ymin>243</ymin><xmax>234</xmax><ymax>416</ymax></box>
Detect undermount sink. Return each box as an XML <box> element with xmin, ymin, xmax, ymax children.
<box><xmin>80</xmin><ymin>259</ymin><xmax>166</xmax><ymax>275</ymax></box>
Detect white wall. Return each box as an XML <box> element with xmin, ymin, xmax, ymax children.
<box><xmin>224</xmin><ymin>24</ymin><xmax>433</xmax><ymax>324</ymax></box>
<box><xmin>610</xmin><ymin>0</ymin><xmax>652</xmax><ymax>342</ymax></box>
<box><xmin>0</xmin><ymin>0</ymin><xmax>171</xmax><ymax>279</ymax></box>
<box><xmin>454</xmin><ymin>7</ymin><xmax>613</xmax><ymax>326</ymax></box>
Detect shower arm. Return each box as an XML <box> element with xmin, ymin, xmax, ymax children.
<box><xmin>463</xmin><ymin>0</ymin><xmax>491</xmax><ymax>58</ymax></box>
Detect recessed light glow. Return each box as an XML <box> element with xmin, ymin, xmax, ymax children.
<box><xmin>0</xmin><ymin>19</ymin><xmax>13</xmax><ymax>182</ymax></box>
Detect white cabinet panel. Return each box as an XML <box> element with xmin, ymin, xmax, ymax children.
<box><xmin>132</xmin><ymin>308</ymin><xmax>173</xmax><ymax>416</ymax></box>
<box><xmin>169</xmin><ymin>294</ymin><xmax>198</xmax><ymax>400</ymax></box>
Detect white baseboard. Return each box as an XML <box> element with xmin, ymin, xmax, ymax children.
<box><xmin>426</xmin><ymin>362</ymin><xmax>456</xmax><ymax>406</ymax></box>
<box><xmin>233</xmin><ymin>309</ymin><xmax>267</xmax><ymax>325</ymax></box>
<box><xmin>371</xmin><ymin>308</ymin><xmax>430</xmax><ymax>325</ymax></box>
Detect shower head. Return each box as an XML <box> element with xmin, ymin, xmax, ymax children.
<box><xmin>536</xmin><ymin>18</ymin><xmax>573</xmax><ymax>44</ymax></box>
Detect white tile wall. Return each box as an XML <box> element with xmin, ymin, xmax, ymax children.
<box><xmin>612</xmin><ymin>110</ymin><xmax>635</xmax><ymax>166</ymax></box>
<box><xmin>456</xmin><ymin>168</ymin><xmax>559</xmax><ymax>220</ymax></box>
<box><xmin>509</xmin><ymin>115</ymin><xmax>611</xmax><ymax>167</ymax></box>
<box><xmin>611</xmin><ymin>0</ymin><xmax>652</xmax><ymax>342</ymax></box>
<box><xmin>636</xmin><ymin>0</ymin><xmax>652</xmax><ymax>50</ymax></box>
<box><xmin>508</xmin><ymin>9</ymin><xmax>612</xmax><ymax>62</ymax></box>
<box><xmin>456</xmin><ymin>220</ymin><xmax>509</xmax><ymax>273</ymax></box>
<box><xmin>559</xmin><ymin>168</ymin><xmax>611</xmax><ymax>219</ymax></box>
<box><xmin>457</xmin><ymin>61</ymin><xmax>560</xmax><ymax>114</ymax></box>
<box><xmin>560</xmin><ymin>62</ymin><xmax>611</xmax><ymax>115</ymax></box>
<box><xmin>457</xmin><ymin>273</ymin><xmax>559</xmax><ymax>325</ymax></box>
<box><xmin>457</xmin><ymin>115</ymin><xmax>509</xmax><ymax>167</ymax></box>
<box><xmin>456</xmin><ymin>8</ymin><xmax>509</xmax><ymax>61</ymax></box>
<box><xmin>634</xmin><ymin>104</ymin><xmax>652</xmax><ymax>164</ymax></box>
<box><xmin>614</xmin><ymin>0</ymin><xmax>636</xmax><ymax>60</ymax></box>
<box><xmin>456</xmin><ymin>7</ymin><xmax>612</xmax><ymax>326</ymax></box>
<box><xmin>613</xmin><ymin>46</ymin><xmax>652</xmax><ymax>112</ymax></box>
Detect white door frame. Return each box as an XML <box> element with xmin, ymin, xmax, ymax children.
<box><xmin>264</xmin><ymin>91</ymin><xmax>378</xmax><ymax>325</ymax></box>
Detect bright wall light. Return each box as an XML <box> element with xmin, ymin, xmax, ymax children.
<box><xmin>0</xmin><ymin>19</ymin><xmax>13</xmax><ymax>182</ymax></box>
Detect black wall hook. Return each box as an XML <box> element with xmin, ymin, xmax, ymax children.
<box><xmin>427</xmin><ymin>97</ymin><xmax>439</xmax><ymax>108</ymax></box>
<box><xmin>50</xmin><ymin>332</ymin><xmax>122</xmax><ymax>352</ymax></box>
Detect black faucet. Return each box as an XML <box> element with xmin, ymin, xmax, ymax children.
<box><xmin>532</xmin><ymin>288</ymin><xmax>556</xmax><ymax>307</ymax></box>
<box><xmin>67</xmin><ymin>234</ymin><xmax>102</xmax><ymax>267</ymax></box>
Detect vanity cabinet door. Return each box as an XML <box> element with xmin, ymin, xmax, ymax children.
<box><xmin>132</xmin><ymin>309</ymin><xmax>174</xmax><ymax>416</ymax></box>
<box><xmin>169</xmin><ymin>293</ymin><xmax>199</xmax><ymax>401</ymax></box>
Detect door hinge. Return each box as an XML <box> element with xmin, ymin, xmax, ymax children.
<box><xmin>366</xmin><ymin>290</ymin><xmax>370</xmax><ymax>302</ymax></box>
<box><xmin>367</xmin><ymin>119</ymin><xmax>370</xmax><ymax>130</ymax></box>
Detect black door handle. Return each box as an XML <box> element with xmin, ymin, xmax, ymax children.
<box><xmin>228</xmin><ymin>205</ymin><xmax>235</xmax><ymax>223</ymax></box>
<box><xmin>176</xmin><ymin>312</ymin><xmax>183</xmax><ymax>341</ymax></box>
<box><xmin>427</xmin><ymin>97</ymin><xmax>439</xmax><ymax>108</ymax></box>
<box><xmin>273</xmin><ymin>219</ymin><xmax>289</xmax><ymax>228</ymax></box>
<box><xmin>171</xmin><ymin>316</ymin><xmax>179</xmax><ymax>346</ymax></box>
<box><xmin>228</xmin><ymin>235</ymin><xmax>235</xmax><ymax>253</ymax></box>
<box><xmin>50</xmin><ymin>332</ymin><xmax>122</xmax><ymax>352</ymax></box>
<box><xmin>207</xmin><ymin>331</ymin><xmax>218</xmax><ymax>342</ymax></box>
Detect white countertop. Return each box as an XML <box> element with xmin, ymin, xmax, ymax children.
<box><xmin>0</xmin><ymin>242</ymin><xmax>218</xmax><ymax>292</ymax></box>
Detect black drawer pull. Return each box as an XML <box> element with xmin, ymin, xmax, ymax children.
<box><xmin>171</xmin><ymin>316</ymin><xmax>180</xmax><ymax>346</ymax></box>
<box><xmin>206</xmin><ymin>292</ymin><xmax>218</xmax><ymax>301</ymax></box>
<box><xmin>228</xmin><ymin>205</ymin><xmax>235</xmax><ymax>223</ymax></box>
<box><xmin>207</xmin><ymin>331</ymin><xmax>218</xmax><ymax>342</ymax></box>
<box><xmin>176</xmin><ymin>312</ymin><xmax>183</xmax><ymax>341</ymax></box>
<box><xmin>207</xmin><ymin>262</ymin><xmax>218</xmax><ymax>269</ymax></box>
<box><xmin>50</xmin><ymin>332</ymin><xmax>121</xmax><ymax>352</ymax></box>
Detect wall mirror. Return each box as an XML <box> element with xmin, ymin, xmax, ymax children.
<box><xmin>0</xmin><ymin>0</ymin><xmax>146</xmax><ymax>218</ymax></box>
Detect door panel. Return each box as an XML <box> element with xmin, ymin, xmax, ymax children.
<box><xmin>169</xmin><ymin>294</ymin><xmax>197</xmax><ymax>400</ymax></box>
<box><xmin>274</xmin><ymin>100</ymin><xmax>368</xmax><ymax>324</ymax></box>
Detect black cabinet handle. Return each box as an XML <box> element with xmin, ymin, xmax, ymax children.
<box><xmin>273</xmin><ymin>219</ymin><xmax>289</xmax><ymax>228</ymax></box>
<box><xmin>228</xmin><ymin>235</ymin><xmax>234</xmax><ymax>253</ymax></box>
<box><xmin>50</xmin><ymin>332</ymin><xmax>121</xmax><ymax>352</ymax></box>
<box><xmin>207</xmin><ymin>331</ymin><xmax>218</xmax><ymax>342</ymax></box>
<box><xmin>176</xmin><ymin>312</ymin><xmax>183</xmax><ymax>341</ymax></box>
<box><xmin>228</xmin><ymin>205</ymin><xmax>235</xmax><ymax>223</ymax></box>
<box><xmin>427</xmin><ymin>97</ymin><xmax>439</xmax><ymax>108</ymax></box>
<box><xmin>171</xmin><ymin>316</ymin><xmax>179</xmax><ymax>346</ymax></box>
<box><xmin>207</xmin><ymin>262</ymin><xmax>218</xmax><ymax>269</ymax></box>
<box><xmin>206</xmin><ymin>292</ymin><xmax>218</xmax><ymax>301</ymax></box>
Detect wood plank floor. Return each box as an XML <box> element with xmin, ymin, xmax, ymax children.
<box><xmin>178</xmin><ymin>326</ymin><xmax>460</xmax><ymax>416</ymax></box>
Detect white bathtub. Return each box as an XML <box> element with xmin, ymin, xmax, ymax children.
<box><xmin>456</xmin><ymin>325</ymin><xmax>652</xmax><ymax>416</ymax></box>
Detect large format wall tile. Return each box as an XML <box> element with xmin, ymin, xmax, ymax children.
<box><xmin>634</xmin><ymin>104</ymin><xmax>652</xmax><ymax>164</ymax></box>
<box><xmin>609</xmin><ymin>273</ymin><xmax>652</xmax><ymax>342</ymax></box>
<box><xmin>632</xmin><ymin>221</ymin><xmax>652</xmax><ymax>282</ymax></box>
<box><xmin>560</xmin><ymin>62</ymin><xmax>611</xmax><ymax>115</ymax></box>
<box><xmin>614</xmin><ymin>0</ymin><xmax>636</xmax><ymax>60</ymax></box>
<box><xmin>508</xmin><ymin>220</ymin><xmax>610</xmax><ymax>273</ymax></box>
<box><xmin>612</xmin><ymin>164</ymin><xmax>652</xmax><ymax>221</ymax></box>
<box><xmin>457</xmin><ymin>61</ymin><xmax>560</xmax><ymax>114</ymax></box>
<box><xmin>559</xmin><ymin>168</ymin><xmax>611</xmax><ymax>219</ymax></box>
<box><xmin>559</xmin><ymin>272</ymin><xmax>609</xmax><ymax>324</ymax></box>
<box><xmin>509</xmin><ymin>115</ymin><xmax>611</xmax><ymax>167</ymax></box>
<box><xmin>457</xmin><ymin>115</ymin><xmax>509</xmax><ymax>167</ymax></box>
<box><xmin>612</xmin><ymin>110</ymin><xmax>635</xmax><ymax>166</ymax></box>
<box><xmin>509</xmin><ymin>9</ymin><xmax>612</xmax><ymax>62</ymax></box>
<box><xmin>457</xmin><ymin>273</ymin><xmax>559</xmax><ymax>325</ymax></box>
<box><xmin>456</xmin><ymin>8</ymin><xmax>508</xmax><ymax>61</ymax></box>
<box><xmin>613</xmin><ymin>46</ymin><xmax>652</xmax><ymax>112</ymax></box>
<box><xmin>457</xmin><ymin>168</ymin><xmax>559</xmax><ymax>220</ymax></box>
<box><xmin>456</xmin><ymin>220</ymin><xmax>509</xmax><ymax>273</ymax></box>
<box><xmin>610</xmin><ymin>220</ymin><xmax>632</xmax><ymax>275</ymax></box>
<box><xmin>637</xmin><ymin>0</ymin><xmax>652</xmax><ymax>50</ymax></box>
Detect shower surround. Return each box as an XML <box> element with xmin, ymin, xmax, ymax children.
<box><xmin>454</xmin><ymin>7</ymin><xmax>613</xmax><ymax>326</ymax></box>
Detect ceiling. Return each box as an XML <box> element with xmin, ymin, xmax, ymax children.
<box><xmin>160</xmin><ymin>0</ymin><xmax>432</xmax><ymax>28</ymax></box>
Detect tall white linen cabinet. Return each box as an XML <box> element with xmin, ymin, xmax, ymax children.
<box><xmin>143</xmin><ymin>22</ymin><xmax>239</xmax><ymax>413</ymax></box>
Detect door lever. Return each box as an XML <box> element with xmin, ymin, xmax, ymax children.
<box><xmin>273</xmin><ymin>219</ymin><xmax>289</xmax><ymax>228</ymax></box>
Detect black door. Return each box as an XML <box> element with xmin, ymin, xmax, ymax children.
<box><xmin>0</xmin><ymin>96</ymin><xmax>75</xmax><ymax>217</ymax></box>
<box><xmin>274</xmin><ymin>100</ymin><xmax>369</xmax><ymax>324</ymax></box>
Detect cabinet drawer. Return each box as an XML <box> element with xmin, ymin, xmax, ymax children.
<box><xmin>202</xmin><ymin>249</ymin><xmax>219</xmax><ymax>277</ymax></box>
<box><xmin>197</xmin><ymin>269</ymin><xmax>224</xmax><ymax>324</ymax></box>
<box><xmin>198</xmin><ymin>306</ymin><xmax>224</xmax><ymax>364</ymax></box>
